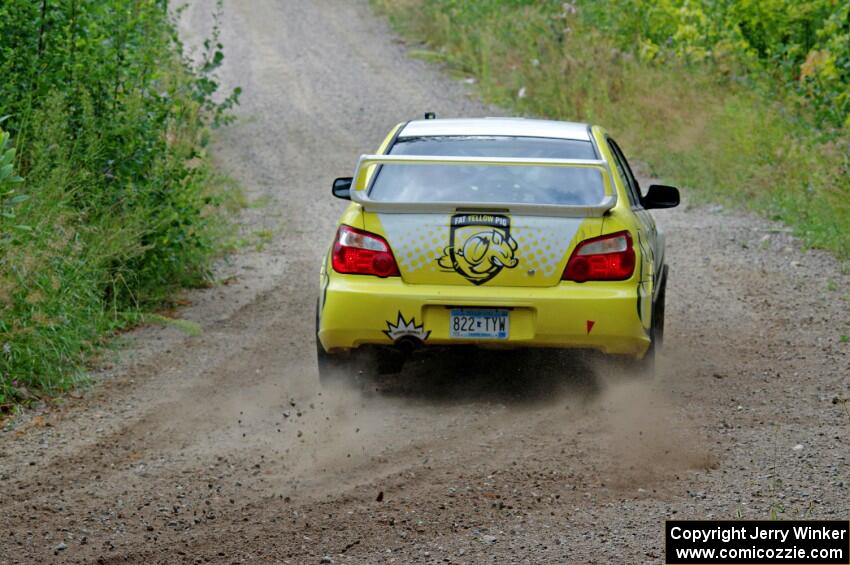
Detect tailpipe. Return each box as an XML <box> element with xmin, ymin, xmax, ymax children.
<box><xmin>394</xmin><ymin>336</ymin><xmax>423</xmax><ymax>355</ymax></box>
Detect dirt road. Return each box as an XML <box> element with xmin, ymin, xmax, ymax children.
<box><xmin>1</xmin><ymin>1</ymin><xmax>848</xmax><ymax>563</ymax></box>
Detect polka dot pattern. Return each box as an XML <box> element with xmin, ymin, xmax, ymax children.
<box><xmin>378</xmin><ymin>214</ymin><xmax>582</xmax><ymax>284</ymax></box>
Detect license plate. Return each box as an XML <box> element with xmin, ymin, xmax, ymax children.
<box><xmin>449</xmin><ymin>308</ymin><xmax>509</xmax><ymax>339</ymax></box>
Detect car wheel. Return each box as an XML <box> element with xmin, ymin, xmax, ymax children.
<box><xmin>645</xmin><ymin>272</ymin><xmax>669</xmax><ymax>374</ymax></box>
<box><xmin>633</xmin><ymin>272</ymin><xmax>666</xmax><ymax>378</ymax></box>
<box><xmin>635</xmin><ymin>334</ymin><xmax>656</xmax><ymax>378</ymax></box>
<box><xmin>316</xmin><ymin>334</ymin><xmax>356</xmax><ymax>386</ymax></box>
<box><xmin>654</xmin><ymin>276</ymin><xmax>666</xmax><ymax>351</ymax></box>
<box><xmin>316</xmin><ymin>300</ymin><xmax>355</xmax><ymax>386</ymax></box>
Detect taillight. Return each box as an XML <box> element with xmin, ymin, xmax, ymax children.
<box><xmin>331</xmin><ymin>225</ymin><xmax>400</xmax><ymax>277</ymax></box>
<box><xmin>562</xmin><ymin>231</ymin><xmax>635</xmax><ymax>282</ymax></box>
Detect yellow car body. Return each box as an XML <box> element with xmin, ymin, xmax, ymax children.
<box><xmin>317</xmin><ymin>118</ymin><xmax>678</xmax><ymax>375</ymax></box>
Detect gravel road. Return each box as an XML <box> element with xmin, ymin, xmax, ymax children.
<box><xmin>1</xmin><ymin>1</ymin><xmax>848</xmax><ymax>563</ymax></box>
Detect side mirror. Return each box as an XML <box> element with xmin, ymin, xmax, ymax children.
<box><xmin>641</xmin><ymin>184</ymin><xmax>679</xmax><ymax>210</ymax></box>
<box><xmin>332</xmin><ymin>177</ymin><xmax>353</xmax><ymax>200</ymax></box>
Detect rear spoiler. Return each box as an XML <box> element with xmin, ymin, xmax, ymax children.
<box><xmin>350</xmin><ymin>154</ymin><xmax>617</xmax><ymax>218</ymax></box>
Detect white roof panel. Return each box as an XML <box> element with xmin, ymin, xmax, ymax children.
<box><xmin>399</xmin><ymin>118</ymin><xmax>591</xmax><ymax>141</ymax></box>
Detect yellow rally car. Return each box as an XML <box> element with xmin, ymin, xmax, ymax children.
<box><xmin>317</xmin><ymin>117</ymin><xmax>679</xmax><ymax>382</ymax></box>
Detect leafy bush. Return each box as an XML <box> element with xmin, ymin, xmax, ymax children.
<box><xmin>574</xmin><ymin>0</ymin><xmax>849</xmax><ymax>129</ymax></box>
<box><xmin>0</xmin><ymin>0</ymin><xmax>239</xmax><ymax>409</ymax></box>
<box><xmin>374</xmin><ymin>0</ymin><xmax>849</xmax><ymax>259</ymax></box>
<box><xmin>413</xmin><ymin>0</ymin><xmax>850</xmax><ymax>128</ymax></box>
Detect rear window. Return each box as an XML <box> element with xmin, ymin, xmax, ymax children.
<box><xmin>368</xmin><ymin>136</ymin><xmax>605</xmax><ymax>206</ymax></box>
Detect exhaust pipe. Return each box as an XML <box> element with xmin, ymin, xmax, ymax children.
<box><xmin>394</xmin><ymin>336</ymin><xmax>423</xmax><ymax>355</ymax></box>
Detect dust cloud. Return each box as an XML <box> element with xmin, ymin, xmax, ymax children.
<box><xmin>264</xmin><ymin>349</ymin><xmax>716</xmax><ymax>499</ymax></box>
<box><xmin>590</xmin><ymin>360</ymin><xmax>718</xmax><ymax>489</ymax></box>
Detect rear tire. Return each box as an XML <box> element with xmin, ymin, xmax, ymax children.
<box><xmin>316</xmin><ymin>334</ymin><xmax>354</xmax><ymax>386</ymax></box>
<box><xmin>316</xmin><ymin>301</ymin><xmax>355</xmax><ymax>386</ymax></box>
<box><xmin>634</xmin><ymin>269</ymin><xmax>666</xmax><ymax>379</ymax></box>
<box><xmin>654</xmin><ymin>273</ymin><xmax>666</xmax><ymax>350</ymax></box>
<box><xmin>635</xmin><ymin>335</ymin><xmax>656</xmax><ymax>378</ymax></box>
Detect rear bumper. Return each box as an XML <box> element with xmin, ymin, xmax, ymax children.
<box><xmin>318</xmin><ymin>274</ymin><xmax>650</xmax><ymax>357</ymax></box>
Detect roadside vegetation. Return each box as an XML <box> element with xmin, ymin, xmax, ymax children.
<box><xmin>0</xmin><ymin>1</ymin><xmax>240</xmax><ymax>412</ymax></box>
<box><xmin>374</xmin><ymin>0</ymin><xmax>849</xmax><ymax>259</ymax></box>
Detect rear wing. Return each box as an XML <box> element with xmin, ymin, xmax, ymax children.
<box><xmin>350</xmin><ymin>154</ymin><xmax>617</xmax><ymax>218</ymax></box>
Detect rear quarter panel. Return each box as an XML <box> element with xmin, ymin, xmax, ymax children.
<box><xmin>591</xmin><ymin>126</ymin><xmax>654</xmax><ymax>330</ymax></box>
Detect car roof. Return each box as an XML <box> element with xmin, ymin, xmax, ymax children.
<box><xmin>398</xmin><ymin>118</ymin><xmax>593</xmax><ymax>141</ymax></box>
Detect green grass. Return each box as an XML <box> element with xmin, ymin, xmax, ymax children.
<box><xmin>0</xmin><ymin>1</ymin><xmax>240</xmax><ymax>413</ymax></box>
<box><xmin>373</xmin><ymin>0</ymin><xmax>850</xmax><ymax>261</ymax></box>
<box><xmin>142</xmin><ymin>314</ymin><xmax>204</xmax><ymax>337</ymax></box>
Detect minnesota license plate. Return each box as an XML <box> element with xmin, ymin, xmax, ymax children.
<box><xmin>449</xmin><ymin>309</ymin><xmax>509</xmax><ymax>339</ymax></box>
